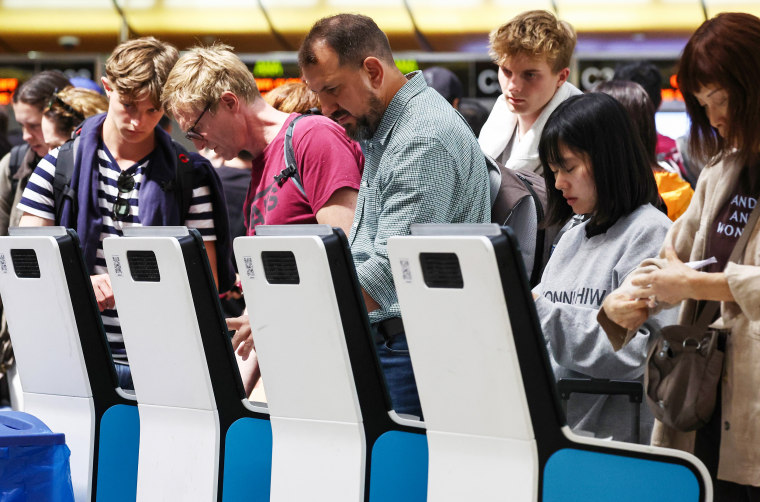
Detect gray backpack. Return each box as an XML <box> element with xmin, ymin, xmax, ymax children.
<box><xmin>486</xmin><ymin>155</ymin><xmax>559</xmax><ymax>286</ymax></box>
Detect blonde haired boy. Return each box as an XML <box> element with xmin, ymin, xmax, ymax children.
<box><xmin>479</xmin><ymin>10</ymin><xmax>581</xmax><ymax>174</ymax></box>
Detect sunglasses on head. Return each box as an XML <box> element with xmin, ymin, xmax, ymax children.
<box><xmin>47</xmin><ymin>93</ymin><xmax>85</xmax><ymax>122</ymax></box>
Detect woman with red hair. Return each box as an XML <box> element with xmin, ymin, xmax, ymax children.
<box><xmin>601</xmin><ymin>12</ymin><xmax>760</xmax><ymax>500</ymax></box>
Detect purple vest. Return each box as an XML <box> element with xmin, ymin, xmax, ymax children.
<box><xmin>59</xmin><ymin>113</ymin><xmax>235</xmax><ymax>292</ymax></box>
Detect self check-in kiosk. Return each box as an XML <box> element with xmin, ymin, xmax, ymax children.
<box><xmin>104</xmin><ymin>227</ymin><xmax>271</xmax><ymax>502</ymax></box>
<box><xmin>0</xmin><ymin>227</ymin><xmax>138</xmax><ymax>502</ymax></box>
<box><xmin>235</xmin><ymin>225</ymin><xmax>427</xmax><ymax>502</ymax></box>
<box><xmin>387</xmin><ymin>224</ymin><xmax>712</xmax><ymax>502</ymax></box>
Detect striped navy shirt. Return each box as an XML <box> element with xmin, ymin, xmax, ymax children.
<box><xmin>18</xmin><ymin>145</ymin><xmax>216</xmax><ymax>363</ymax></box>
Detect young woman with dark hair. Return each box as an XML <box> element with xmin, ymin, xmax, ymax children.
<box><xmin>601</xmin><ymin>13</ymin><xmax>760</xmax><ymax>500</ymax></box>
<box><xmin>595</xmin><ymin>80</ymin><xmax>693</xmax><ymax>221</ymax></box>
<box><xmin>9</xmin><ymin>70</ymin><xmax>71</xmax><ymax>160</ymax></box>
<box><xmin>532</xmin><ymin>92</ymin><xmax>675</xmax><ymax>443</ymax></box>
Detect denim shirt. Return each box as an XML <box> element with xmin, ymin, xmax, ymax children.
<box><xmin>350</xmin><ymin>71</ymin><xmax>490</xmax><ymax>324</ymax></box>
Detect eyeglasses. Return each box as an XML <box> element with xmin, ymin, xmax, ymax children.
<box><xmin>184</xmin><ymin>102</ymin><xmax>212</xmax><ymax>141</ymax></box>
<box><xmin>112</xmin><ymin>171</ymin><xmax>136</xmax><ymax>221</ymax></box>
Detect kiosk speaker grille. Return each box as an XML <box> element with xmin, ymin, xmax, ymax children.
<box><xmin>11</xmin><ymin>249</ymin><xmax>40</xmax><ymax>278</ymax></box>
<box><xmin>420</xmin><ymin>252</ymin><xmax>463</xmax><ymax>288</ymax></box>
<box><xmin>127</xmin><ymin>251</ymin><xmax>161</xmax><ymax>282</ymax></box>
<box><xmin>261</xmin><ymin>251</ymin><xmax>300</xmax><ymax>284</ymax></box>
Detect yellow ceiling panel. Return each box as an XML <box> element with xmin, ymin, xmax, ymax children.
<box><xmin>0</xmin><ymin>8</ymin><xmax>121</xmax><ymax>34</ymax></box>
<box><xmin>409</xmin><ymin>1</ymin><xmax>555</xmax><ymax>34</ymax></box>
<box><xmin>127</xmin><ymin>7</ymin><xmax>271</xmax><ymax>35</ymax></box>
<box><xmin>2</xmin><ymin>1</ymin><xmax>760</xmax><ymax>55</ymax></box>
<box><xmin>559</xmin><ymin>3</ymin><xmax>706</xmax><ymax>32</ymax></box>
<box><xmin>704</xmin><ymin>2</ymin><xmax>760</xmax><ymax>18</ymax></box>
<box><xmin>263</xmin><ymin>6</ymin><xmax>416</xmax><ymax>35</ymax></box>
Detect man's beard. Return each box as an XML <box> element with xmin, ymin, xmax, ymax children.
<box><xmin>334</xmin><ymin>95</ymin><xmax>385</xmax><ymax>142</ymax></box>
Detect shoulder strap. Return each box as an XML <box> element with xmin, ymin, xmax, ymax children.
<box><xmin>483</xmin><ymin>154</ymin><xmax>502</xmax><ymax>206</ymax></box>
<box><xmin>513</xmin><ymin>171</ymin><xmax>548</xmax><ymax>286</ymax></box>
<box><xmin>52</xmin><ymin>136</ymin><xmax>81</xmax><ymax>225</ymax></box>
<box><xmin>8</xmin><ymin>144</ymin><xmax>28</xmax><ymax>178</ymax></box>
<box><xmin>8</xmin><ymin>144</ymin><xmax>30</xmax><ymax>196</ymax></box>
<box><xmin>273</xmin><ymin>115</ymin><xmax>308</xmax><ymax>198</ymax></box>
<box><xmin>513</xmin><ymin>171</ymin><xmax>545</xmax><ymax>224</ymax></box>
<box><xmin>170</xmin><ymin>142</ymin><xmax>196</xmax><ymax>221</ymax></box>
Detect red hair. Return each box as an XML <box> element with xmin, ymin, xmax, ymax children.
<box><xmin>678</xmin><ymin>12</ymin><xmax>760</xmax><ymax>167</ymax></box>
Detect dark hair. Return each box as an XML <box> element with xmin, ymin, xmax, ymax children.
<box><xmin>12</xmin><ymin>70</ymin><xmax>71</xmax><ymax>111</ymax></box>
<box><xmin>613</xmin><ymin>61</ymin><xmax>663</xmax><ymax>110</ymax></box>
<box><xmin>678</xmin><ymin>12</ymin><xmax>760</xmax><ymax>168</ymax></box>
<box><xmin>539</xmin><ymin>93</ymin><xmax>659</xmax><ymax>236</ymax></box>
<box><xmin>595</xmin><ymin>80</ymin><xmax>657</xmax><ymax>166</ymax></box>
<box><xmin>422</xmin><ymin>66</ymin><xmax>463</xmax><ymax>105</ymax></box>
<box><xmin>458</xmin><ymin>98</ymin><xmax>490</xmax><ymax>137</ymax></box>
<box><xmin>298</xmin><ymin>14</ymin><xmax>395</xmax><ymax>68</ymax></box>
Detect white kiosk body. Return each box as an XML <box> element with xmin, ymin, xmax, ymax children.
<box><xmin>0</xmin><ymin>228</ymin><xmax>94</xmax><ymax>502</ymax></box>
<box><xmin>235</xmin><ymin>226</ymin><xmax>366</xmax><ymax>502</ymax></box>
<box><xmin>105</xmin><ymin>229</ymin><xmax>220</xmax><ymax>502</ymax></box>
<box><xmin>388</xmin><ymin>224</ymin><xmax>712</xmax><ymax>502</ymax></box>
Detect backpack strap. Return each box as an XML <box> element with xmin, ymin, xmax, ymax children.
<box><xmin>168</xmin><ymin>142</ymin><xmax>196</xmax><ymax>221</ymax></box>
<box><xmin>512</xmin><ymin>171</ymin><xmax>546</xmax><ymax>286</ymax></box>
<box><xmin>167</xmin><ymin>142</ymin><xmax>236</xmax><ymax>292</ymax></box>
<box><xmin>52</xmin><ymin>136</ymin><xmax>81</xmax><ymax>225</ymax></box>
<box><xmin>8</xmin><ymin>144</ymin><xmax>28</xmax><ymax>178</ymax></box>
<box><xmin>273</xmin><ymin>114</ymin><xmax>308</xmax><ymax>198</ymax></box>
<box><xmin>513</xmin><ymin>172</ymin><xmax>544</xmax><ymax>224</ymax></box>
<box><xmin>484</xmin><ymin>154</ymin><xmax>502</xmax><ymax>206</ymax></box>
<box><xmin>8</xmin><ymin>144</ymin><xmax>31</xmax><ymax>197</ymax></box>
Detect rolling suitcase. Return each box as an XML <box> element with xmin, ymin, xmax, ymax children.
<box><xmin>557</xmin><ymin>377</ymin><xmax>643</xmax><ymax>443</ymax></box>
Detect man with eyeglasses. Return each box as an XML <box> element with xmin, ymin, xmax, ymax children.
<box><xmin>162</xmin><ymin>44</ymin><xmax>364</xmax><ymax>395</ymax></box>
<box><xmin>16</xmin><ymin>37</ymin><xmax>234</xmax><ymax>390</ymax></box>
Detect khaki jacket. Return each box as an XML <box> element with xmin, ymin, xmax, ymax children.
<box><xmin>0</xmin><ymin>146</ymin><xmax>36</xmax><ymax>371</ymax></box>
<box><xmin>601</xmin><ymin>156</ymin><xmax>760</xmax><ymax>486</ymax></box>
<box><xmin>0</xmin><ymin>147</ymin><xmax>36</xmax><ymax>235</ymax></box>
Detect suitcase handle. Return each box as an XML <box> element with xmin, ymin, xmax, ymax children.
<box><xmin>557</xmin><ymin>378</ymin><xmax>642</xmax><ymax>403</ymax></box>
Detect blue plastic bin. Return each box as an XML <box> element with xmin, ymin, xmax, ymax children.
<box><xmin>0</xmin><ymin>411</ymin><xmax>75</xmax><ymax>502</ymax></box>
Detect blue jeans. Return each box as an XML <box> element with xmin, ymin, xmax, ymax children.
<box><xmin>114</xmin><ymin>362</ymin><xmax>134</xmax><ymax>391</ymax></box>
<box><xmin>372</xmin><ymin>329</ymin><xmax>422</xmax><ymax>419</ymax></box>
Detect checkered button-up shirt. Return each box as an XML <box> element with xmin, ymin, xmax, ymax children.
<box><xmin>350</xmin><ymin>71</ymin><xmax>491</xmax><ymax>324</ymax></box>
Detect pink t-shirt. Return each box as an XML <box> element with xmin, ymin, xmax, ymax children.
<box><xmin>243</xmin><ymin>113</ymin><xmax>364</xmax><ymax>234</ymax></box>
<box><xmin>655</xmin><ymin>132</ymin><xmax>677</xmax><ymax>157</ymax></box>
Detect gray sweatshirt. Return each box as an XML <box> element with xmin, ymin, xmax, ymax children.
<box><xmin>533</xmin><ymin>204</ymin><xmax>678</xmax><ymax>443</ymax></box>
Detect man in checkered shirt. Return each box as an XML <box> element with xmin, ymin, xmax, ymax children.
<box><xmin>299</xmin><ymin>14</ymin><xmax>491</xmax><ymax>417</ymax></box>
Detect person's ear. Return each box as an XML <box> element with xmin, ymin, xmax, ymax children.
<box><xmin>101</xmin><ymin>77</ymin><xmax>112</xmax><ymax>96</ymax></box>
<box><xmin>556</xmin><ymin>67</ymin><xmax>570</xmax><ymax>88</ymax></box>
<box><xmin>219</xmin><ymin>91</ymin><xmax>240</xmax><ymax>112</ymax></box>
<box><xmin>363</xmin><ymin>57</ymin><xmax>385</xmax><ymax>89</ymax></box>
